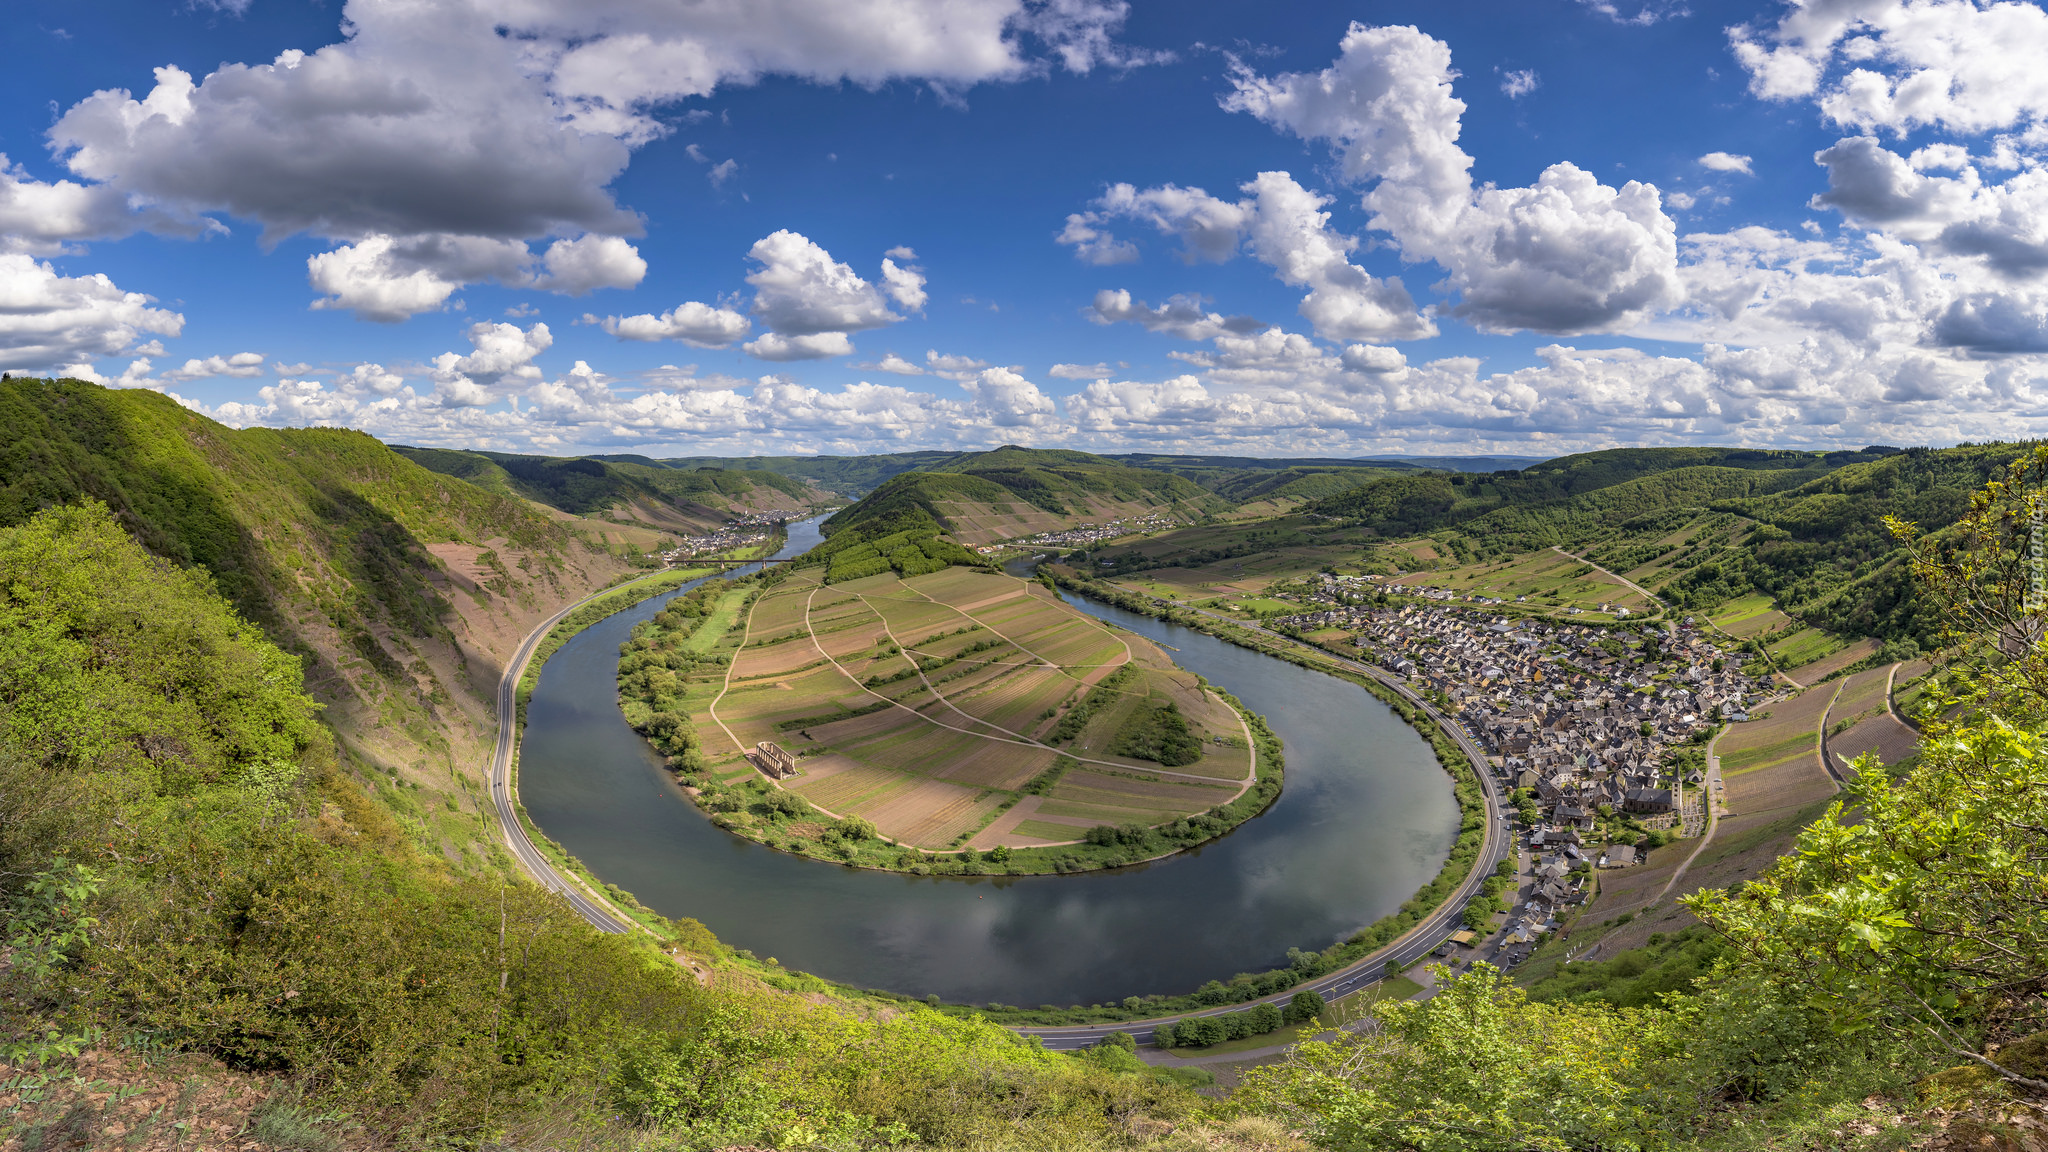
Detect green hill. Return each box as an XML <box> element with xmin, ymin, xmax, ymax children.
<box><xmin>1667</xmin><ymin>442</ymin><xmax>2034</xmax><ymax>644</ymax></box>
<box><xmin>0</xmin><ymin>378</ymin><xmax>631</xmax><ymax>866</ymax></box>
<box><xmin>626</xmin><ymin>450</ymin><xmax>961</xmax><ymax>498</ymax></box>
<box><xmin>624</xmin><ymin>450</ymin><xmax>1545</xmax><ymax>501</ymax></box>
<box><xmin>1307</xmin><ymin>446</ymin><xmax>1889</xmax><ymax>531</ymax></box>
<box><xmin>822</xmin><ymin>445</ymin><xmax>1225</xmax><ymax>545</ymax></box>
<box><xmin>1204</xmin><ymin>466</ymin><xmax>1405</xmax><ymax>506</ymax></box>
<box><xmin>396</xmin><ymin>447</ymin><xmax>826</xmax><ymax>525</ymax></box>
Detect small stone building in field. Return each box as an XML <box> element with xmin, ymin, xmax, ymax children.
<box><xmin>754</xmin><ymin>741</ymin><xmax>798</xmax><ymax>780</ymax></box>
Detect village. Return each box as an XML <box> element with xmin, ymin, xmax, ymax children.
<box><xmin>1276</xmin><ymin>581</ymin><xmax>1774</xmax><ymax>968</ymax></box>
<box><xmin>1006</xmin><ymin>512</ymin><xmax>1186</xmax><ymax>552</ymax></box>
<box><xmin>657</xmin><ymin>510</ymin><xmax>806</xmax><ymax>563</ymax></box>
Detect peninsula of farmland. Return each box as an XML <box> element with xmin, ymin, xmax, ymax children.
<box><xmin>668</xmin><ymin>562</ymin><xmax>1266</xmax><ymax>870</ymax></box>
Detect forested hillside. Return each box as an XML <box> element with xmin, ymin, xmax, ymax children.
<box><xmin>396</xmin><ymin>446</ymin><xmax>827</xmax><ymax>528</ymax></box>
<box><xmin>636</xmin><ymin>450</ymin><xmax>961</xmax><ymax>498</ymax></box>
<box><xmin>0</xmin><ymin>378</ymin><xmax>633</xmax><ymax>871</ymax></box>
<box><xmin>1668</xmin><ymin>443</ymin><xmax>2030</xmax><ymax>644</ymax></box>
<box><xmin>823</xmin><ymin>446</ymin><xmax>1224</xmax><ymax>545</ymax></box>
<box><xmin>1294</xmin><ymin>443</ymin><xmax>2041</xmax><ymax>650</ymax></box>
<box><xmin>1305</xmin><ymin>445</ymin><xmax>1891</xmax><ymax>533</ymax></box>
<box><xmin>636</xmin><ymin>449</ymin><xmax>1542</xmax><ymax>501</ymax></box>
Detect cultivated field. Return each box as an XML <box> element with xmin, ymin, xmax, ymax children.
<box><xmin>1718</xmin><ymin>681</ymin><xmax>1840</xmax><ymax>814</ymax></box>
<box><xmin>696</xmin><ymin>565</ymin><xmax>1255</xmax><ymax>849</ymax></box>
<box><xmin>1780</xmin><ymin>635</ymin><xmax>1878</xmax><ymax>685</ymax></box>
<box><xmin>1824</xmin><ymin>663</ymin><xmax>1922</xmax><ymax>775</ymax></box>
<box><xmin>1394</xmin><ymin>547</ymin><xmax>1652</xmax><ymax>617</ymax></box>
<box><xmin>1706</xmin><ymin>593</ymin><xmax>1793</xmax><ymax>639</ymax></box>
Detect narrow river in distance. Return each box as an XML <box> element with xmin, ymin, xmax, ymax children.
<box><xmin>519</xmin><ymin>524</ymin><xmax>1459</xmax><ymax>1007</ymax></box>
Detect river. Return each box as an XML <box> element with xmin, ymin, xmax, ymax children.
<box><xmin>518</xmin><ymin>521</ymin><xmax>1460</xmax><ymax>1008</ymax></box>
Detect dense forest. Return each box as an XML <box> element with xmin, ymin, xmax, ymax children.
<box><xmin>396</xmin><ymin>446</ymin><xmax>823</xmax><ymax>519</ymax></box>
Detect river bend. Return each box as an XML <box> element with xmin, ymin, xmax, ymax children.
<box><xmin>519</xmin><ymin>524</ymin><xmax>1459</xmax><ymax>1007</ymax></box>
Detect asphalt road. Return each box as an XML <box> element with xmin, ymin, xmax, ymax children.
<box><xmin>1016</xmin><ymin>607</ymin><xmax>1509</xmax><ymax>1051</ymax></box>
<box><xmin>486</xmin><ymin>574</ymin><xmax>702</xmax><ymax>935</ymax></box>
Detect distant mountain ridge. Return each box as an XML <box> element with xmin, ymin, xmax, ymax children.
<box><xmin>395</xmin><ymin>446</ymin><xmax>830</xmax><ymax>532</ymax></box>
<box><xmin>822</xmin><ymin>446</ymin><xmax>1227</xmax><ymax>545</ymax></box>
<box><xmin>634</xmin><ymin>449</ymin><xmax>1551</xmax><ymax>499</ymax></box>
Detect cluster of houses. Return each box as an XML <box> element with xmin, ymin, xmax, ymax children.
<box><xmin>730</xmin><ymin>509</ymin><xmax>807</xmax><ymax>527</ymax></box>
<box><xmin>1009</xmin><ymin>513</ymin><xmax>1184</xmax><ymax>552</ymax></box>
<box><xmin>1342</xmin><ymin>603</ymin><xmax>1765</xmax><ymax>814</ymax></box>
<box><xmin>1278</xmin><ymin>596</ymin><xmax>1776</xmax><ymax>966</ymax></box>
<box><xmin>658</xmin><ymin>512</ymin><xmax>807</xmax><ymax>562</ymax></box>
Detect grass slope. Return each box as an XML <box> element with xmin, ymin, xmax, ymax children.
<box><xmin>0</xmin><ymin>377</ymin><xmax>628</xmax><ymax>869</ymax></box>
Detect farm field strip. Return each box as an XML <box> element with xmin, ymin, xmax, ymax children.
<box><xmin>1048</xmin><ymin>782</ymin><xmax>1225</xmax><ymax>812</ymax></box>
<box><xmin>1782</xmin><ymin>637</ymin><xmax>1880</xmax><ymax>685</ymax></box>
<box><xmin>906</xmin><ymin>584</ymin><xmax>1134</xmax><ymax>677</ymax></box>
<box><xmin>1714</xmin><ymin>679</ymin><xmax>1843</xmax><ymax>814</ymax></box>
<box><xmin>1056</xmin><ymin>771</ymin><xmax>1236</xmax><ymax>802</ymax></box>
<box><xmin>1826</xmin><ymin>665</ymin><xmax>1892</xmax><ymax>726</ymax></box>
<box><xmin>1707</xmin><ymin>593</ymin><xmax>1793</xmax><ymax>639</ymax></box>
<box><xmin>791</xmin><ymin>762</ymin><xmax>917</xmax><ymax>811</ymax></box>
<box><xmin>1033</xmin><ymin>799</ymin><xmax>1177</xmax><ymax>824</ymax></box>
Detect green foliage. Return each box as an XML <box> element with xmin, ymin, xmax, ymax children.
<box><xmin>1234</xmin><ymin>967</ymin><xmax>1664</xmax><ymax>1151</ymax></box>
<box><xmin>820</xmin><ymin>525</ymin><xmax>981</xmax><ymax>582</ymax></box>
<box><xmin>1107</xmin><ymin>699</ymin><xmax>1205</xmax><ymax>766</ymax></box>
<box><xmin>395</xmin><ymin>446</ymin><xmax>818</xmax><ymax>516</ymax></box>
<box><xmin>1524</xmin><ymin>927</ymin><xmax>1728</xmax><ymax>1010</ymax></box>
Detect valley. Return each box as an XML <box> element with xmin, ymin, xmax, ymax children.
<box><xmin>2</xmin><ymin>386</ymin><xmax>2040</xmax><ymax>1152</ymax></box>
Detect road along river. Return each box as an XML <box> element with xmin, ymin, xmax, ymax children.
<box><xmin>517</xmin><ymin>529</ymin><xmax>1462</xmax><ymax>1010</ymax></box>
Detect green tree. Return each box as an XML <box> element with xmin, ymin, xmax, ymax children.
<box><xmin>1286</xmin><ymin>990</ymin><xmax>1326</xmax><ymax>1025</ymax></box>
<box><xmin>1236</xmin><ymin>968</ymin><xmax>1654</xmax><ymax>1151</ymax></box>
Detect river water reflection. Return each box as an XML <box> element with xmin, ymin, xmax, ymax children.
<box><xmin>519</xmin><ymin>525</ymin><xmax>1459</xmax><ymax>1007</ymax></box>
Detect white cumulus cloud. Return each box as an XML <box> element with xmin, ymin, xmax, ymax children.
<box><xmin>1089</xmin><ymin>289</ymin><xmax>1269</xmax><ymax>341</ymax></box>
<box><xmin>1225</xmin><ymin>23</ymin><xmax>1683</xmax><ymax>335</ymax></box>
<box><xmin>601</xmin><ymin>301</ymin><xmax>751</xmax><ymax>346</ymax></box>
<box><xmin>0</xmin><ymin>254</ymin><xmax>183</xmax><ymax>372</ymax></box>
<box><xmin>1699</xmin><ymin>151</ymin><xmax>1755</xmax><ymax>174</ymax></box>
<box><xmin>163</xmin><ymin>352</ymin><xmax>266</xmax><ymax>381</ymax></box>
<box><xmin>880</xmin><ymin>255</ymin><xmax>928</xmax><ymax>311</ymax></box>
<box><xmin>1049</xmin><ymin>361</ymin><xmax>1112</xmax><ymax>378</ymax></box>
<box><xmin>742</xmin><ymin>331</ymin><xmax>857</xmax><ymax>361</ymax></box>
<box><xmin>1730</xmin><ymin>0</ymin><xmax>2048</xmax><ymax>134</ymax></box>
<box><xmin>1070</xmin><ymin>171</ymin><xmax>1434</xmax><ymax>341</ymax></box>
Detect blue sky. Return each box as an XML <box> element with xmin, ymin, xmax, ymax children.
<box><xmin>3</xmin><ymin>0</ymin><xmax>2046</xmax><ymax>456</ymax></box>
